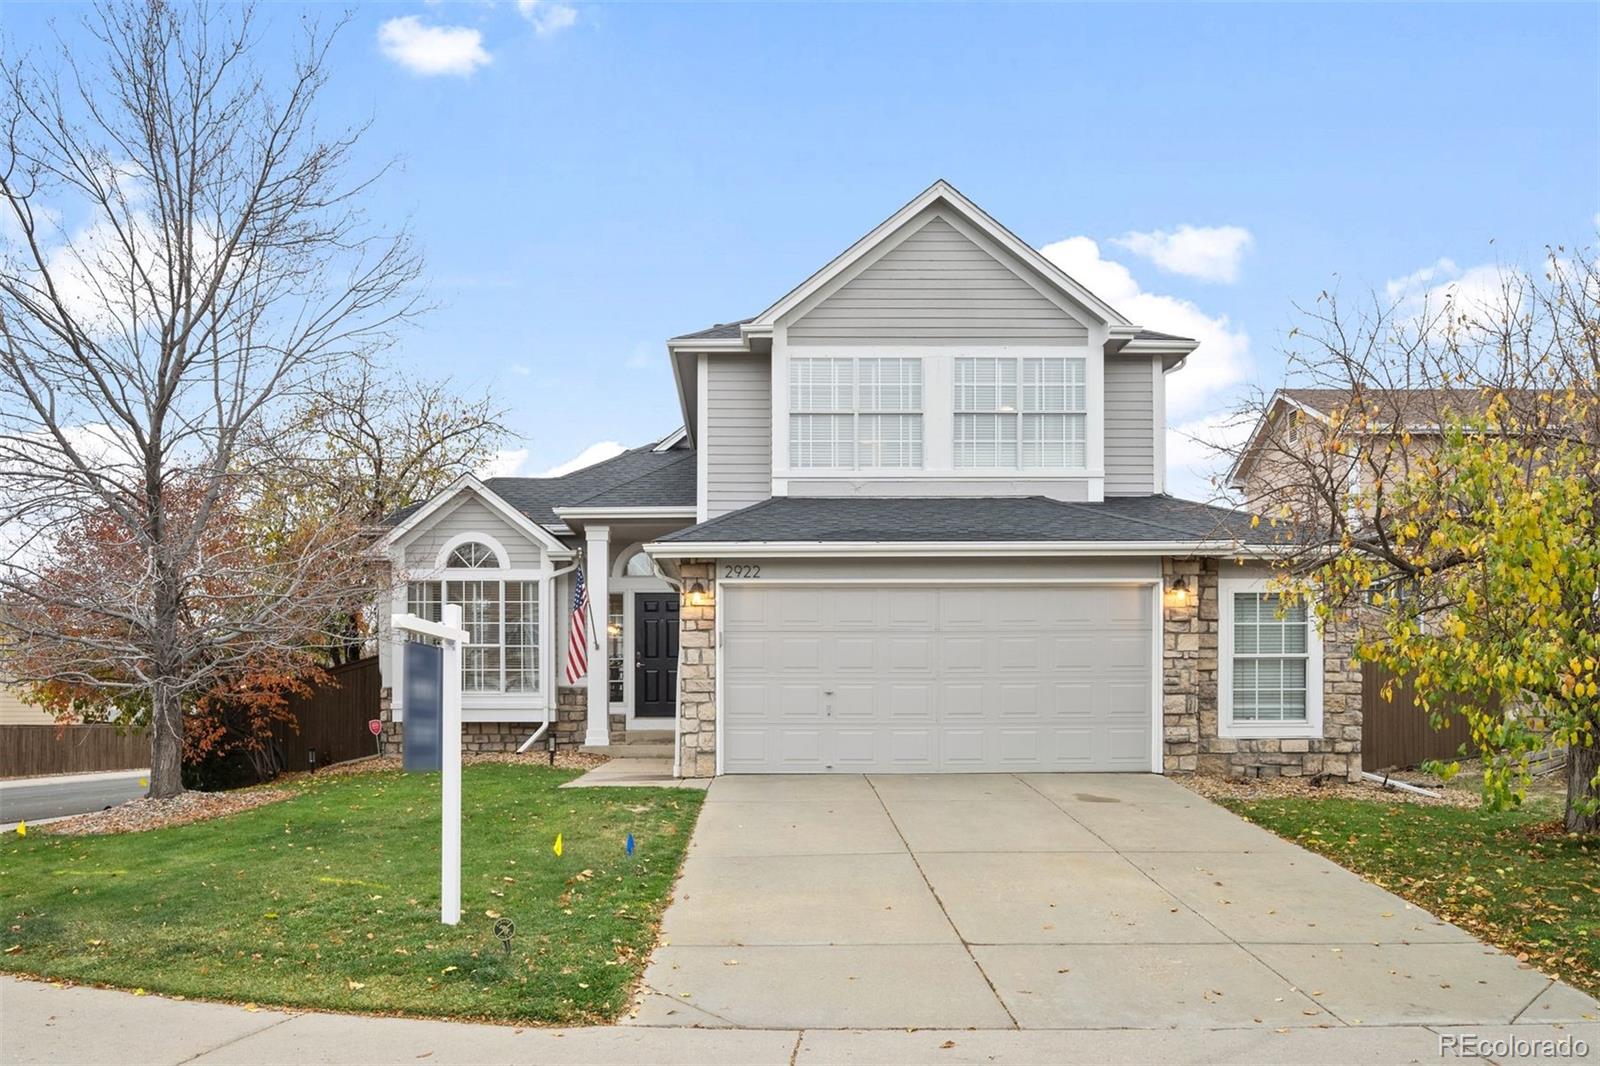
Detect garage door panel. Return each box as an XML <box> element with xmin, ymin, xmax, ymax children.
<box><xmin>833</xmin><ymin>636</ymin><xmax>876</xmax><ymax>671</ymax></box>
<box><xmin>888</xmin><ymin>683</ymin><xmax>936</xmax><ymax>720</ymax></box>
<box><xmin>887</xmin><ymin>589</ymin><xmax>938</xmax><ymax>627</ymax></box>
<box><xmin>888</xmin><ymin>636</ymin><xmax>934</xmax><ymax>671</ymax></box>
<box><xmin>721</xmin><ymin>584</ymin><xmax>1153</xmax><ymax>774</ymax></box>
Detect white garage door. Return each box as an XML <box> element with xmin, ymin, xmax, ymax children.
<box><xmin>720</xmin><ymin>584</ymin><xmax>1154</xmax><ymax>774</ymax></box>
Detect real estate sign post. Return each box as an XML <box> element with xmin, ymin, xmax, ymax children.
<box><xmin>392</xmin><ymin>604</ymin><xmax>468</xmax><ymax>926</ymax></box>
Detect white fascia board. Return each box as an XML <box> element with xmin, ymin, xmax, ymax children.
<box><xmin>1120</xmin><ymin>338</ymin><xmax>1199</xmax><ymax>357</ymax></box>
<box><xmin>665</xmin><ymin>336</ymin><xmax>749</xmax><ymax>353</ymax></box>
<box><xmin>376</xmin><ymin>475</ymin><xmax>575</xmax><ymax>560</ymax></box>
<box><xmin>553</xmin><ymin>506</ymin><xmax>697</xmax><ymax>520</ymax></box>
<box><xmin>652</xmin><ymin>427</ymin><xmax>689</xmax><ymax>452</ymax></box>
<box><xmin>748</xmin><ymin>179</ymin><xmax>1132</xmax><ymax>330</ymax></box>
<box><xmin>643</xmin><ymin>539</ymin><xmax>1287</xmax><ymax>560</ymax></box>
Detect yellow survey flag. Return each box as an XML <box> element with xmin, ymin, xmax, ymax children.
<box><xmin>15</xmin><ymin>821</ymin><xmax>24</xmax><ymax>837</ymax></box>
<box><xmin>552</xmin><ymin>833</ymin><xmax>563</xmax><ymax>857</ymax></box>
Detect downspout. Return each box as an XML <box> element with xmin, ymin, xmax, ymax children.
<box><xmin>519</xmin><ymin>557</ymin><xmax>581</xmax><ymax>753</ymax></box>
<box><xmin>1361</xmin><ymin>770</ymin><xmax>1442</xmax><ymax>799</ymax></box>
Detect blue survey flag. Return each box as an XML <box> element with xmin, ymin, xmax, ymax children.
<box><xmin>625</xmin><ymin>833</ymin><xmax>635</xmax><ymax>856</ymax></box>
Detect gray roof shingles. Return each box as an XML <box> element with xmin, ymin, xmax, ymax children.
<box><xmin>382</xmin><ymin>443</ymin><xmax>696</xmax><ymax>529</ymax></box>
<box><xmin>656</xmin><ymin>495</ymin><xmax>1282</xmax><ymax>546</ymax></box>
<box><xmin>671</xmin><ymin>318</ymin><xmax>751</xmax><ymax>341</ymax></box>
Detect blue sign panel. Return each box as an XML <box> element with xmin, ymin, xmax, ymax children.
<box><xmin>403</xmin><ymin>640</ymin><xmax>444</xmax><ymax>773</ymax></box>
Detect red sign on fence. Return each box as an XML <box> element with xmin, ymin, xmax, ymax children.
<box><xmin>368</xmin><ymin>719</ymin><xmax>382</xmax><ymax>737</ymax></box>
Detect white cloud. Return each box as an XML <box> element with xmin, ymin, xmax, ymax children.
<box><xmin>477</xmin><ymin>448</ymin><xmax>529</xmax><ymax>479</ymax></box>
<box><xmin>1039</xmin><ymin>236</ymin><xmax>1250</xmax><ymax>423</ymax></box>
<box><xmin>378</xmin><ymin>16</ymin><xmax>491</xmax><ymax>77</ymax></box>
<box><xmin>1110</xmin><ymin>225</ymin><xmax>1253</xmax><ymax>284</ymax></box>
<box><xmin>541</xmin><ymin>441</ymin><xmax>624</xmax><ymax>478</ymax></box>
<box><xmin>517</xmin><ymin>0</ymin><xmax>578</xmax><ymax>36</ymax></box>
<box><xmin>1165</xmin><ymin>412</ymin><xmax>1253</xmax><ymax>502</ymax></box>
<box><xmin>1384</xmin><ymin>257</ymin><xmax>1459</xmax><ymax>303</ymax></box>
<box><xmin>508</xmin><ymin>363</ymin><xmax>531</xmax><ymax>377</ymax></box>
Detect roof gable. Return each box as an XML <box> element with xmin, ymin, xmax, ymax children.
<box><xmin>748</xmin><ymin>180</ymin><xmax>1132</xmax><ymax>337</ymax></box>
<box><xmin>785</xmin><ymin>211</ymin><xmax>1093</xmax><ymax>345</ymax></box>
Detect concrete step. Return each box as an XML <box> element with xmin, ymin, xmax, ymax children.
<box><xmin>581</xmin><ymin>737</ymin><xmax>674</xmax><ymax>758</ymax></box>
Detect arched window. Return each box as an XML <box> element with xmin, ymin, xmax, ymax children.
<box><xmin>446</xmin><ymin>541</ymin><xmax>499</xmax><ymax>568</ymax></box>
<box><xmin>624</xmin><ymin>551</ymin><xmax>656</xmax><ymax>577</ymax></box>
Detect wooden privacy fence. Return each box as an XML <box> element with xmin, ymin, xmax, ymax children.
<box><xmin>269</xmin><ymin>656</ymin><xmax>381</xmax><ymax>774</ymax></box>
<box><xmin>1361</xmin><ymin>662</ymin><xmax>1477</xmax><ymax>772</ymax></box>
<box><xmin>0</xmin><ymin>723</ymin><xmax>148</xmax><ymax>777</ymax></box>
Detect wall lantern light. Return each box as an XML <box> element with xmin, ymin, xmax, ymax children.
<box><xmin>687</xmin><ymin>580</ymin><xmax>712</xmax><ymax>608</ymax></box>
<box><xmin>1165</xmin><ymin>576</ymin><xmax>1190</xmax><ymax>609</ymax></box>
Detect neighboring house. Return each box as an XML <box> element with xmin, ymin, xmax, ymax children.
<box><xmin>1228</xmin><ymin>386</ymin><xmax>1530</xmax><ymax>519</ymax></box>
<box><xmin>0</xmin><ymin>686</ymin><xmax>53</xmax><ymax>725</ymax></box>
<box><xmin>376</xmin><ymin>181</ymin><xmax>1358</xmax><ymax>781</ymax></box>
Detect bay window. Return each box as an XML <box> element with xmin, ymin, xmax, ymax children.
<box><xmin>1219</xmin><ymin>577</ymin><xmax>1322</xmax><ymax>737</ymax></box>
<box><xmin>954</xmin><ymin>356</ymin><xmax>1085</xmax><ymax>468</ymax></box>
<box><xmin>408</xmin><ymin>542</ymin><xmax>541</xmax><ymax>695</ymax></box>
<box><xmin>790</xmin><ymin>357</ymin><xmax>923</xmax><ymax>469</ymax></box>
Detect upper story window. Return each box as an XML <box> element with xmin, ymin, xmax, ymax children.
<box><xmin>446</xmin><ymin>541</ymin><xmax>499</xmax><ymax>568</ymax></box>
<box><xmin>790</xmin><ymin>357</ymin><xmax>923</xmax><ymax>469</ymax></box>
<box><xmin>954</xmin><ymin>356</ymin><xmax>1086</xmax><ymax>469</ymax></box>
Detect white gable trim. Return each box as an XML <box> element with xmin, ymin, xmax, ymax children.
<box><xmin>652</xmin><ymin>426</ymin><xmax>689</xmax><ymax>451</ymax></box>
<box><xmin>747</xmin><ymin>180</ymin><xmax>1132</xmax><ymax>334</ymax></box>
<box><xmin>375</xmin><ymin>474</ymin><xmax>575</xmax><ymax>560</ymax></box>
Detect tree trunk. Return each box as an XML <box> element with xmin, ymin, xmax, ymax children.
<box><xmin>149</xmin><ymin>682</ymin><xmax>185</xmax><ymax>799</ymax></box>
<box><xmin>1564</xmin><ymin>740</ymin><xmax>1599</xmax><ymax>835</ymax></box>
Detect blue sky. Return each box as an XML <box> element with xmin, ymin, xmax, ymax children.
<box><xmin>9</xmin><ymin>2</ymin><xmax>1598</xmax><ymax>497</ymax></box>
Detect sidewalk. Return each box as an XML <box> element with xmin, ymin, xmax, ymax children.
<box><xmin>8</xmin><ymin>976</ymin><xmax>1595</xmax><ymax>1065</ymax></box>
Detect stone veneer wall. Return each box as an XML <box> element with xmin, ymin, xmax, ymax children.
<box><xmin>676</xmin><ymin>561</ymin><xmax>718</xmax><ymax>778</ymax></box>
<box><xmin>375</xmin><ymin>684</ymin><xmax>588</xmax><ymax>756</ymax></box>
<box><xmin>1162</xmin><ymin>557</ymin><xmax>1362</xmax><ymax>781</ymax></box>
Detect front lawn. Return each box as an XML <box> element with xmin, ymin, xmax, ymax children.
<box><xmin>0</xmin><ymin>763</ymin><xmax>702</xmax><ymax>1024</ymax></box>
<box><xmin>1215</xmin><ymin>793</ymin><xmax>1599</xmax><ymax>998</ymax></box>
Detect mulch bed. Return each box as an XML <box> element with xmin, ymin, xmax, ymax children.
<box><xmin>37</xmin><ymin>751</ymin><xmax>611</xmax><ymax>836</ymax></box>
<box><xmin>38</xmin><ymin>787</ymin><xmax>295</xmax><ymax>836</ymax></box>
<box><xmin>1181</xmin><ymin>771</ymin><xmax>1481</xmax><ymax>809</ymax></box>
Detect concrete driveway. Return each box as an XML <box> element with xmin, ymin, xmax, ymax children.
<box><xmin>630</xmin><ymin>773</ymin><xmax>1600</xmax><ymax>1033</ymax></box>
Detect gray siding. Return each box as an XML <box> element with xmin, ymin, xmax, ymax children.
<box><xmin>705</xmin><ymin>355</ymin><xmax>772</xmax><ymax>518</ymax></box>
<box><xmin>1104</xmin><ymin>357</ymin><xmax>1157</xmax><ymax>496</ymax></box>
<box><xmin>401</xmin><ymin>494</ymin><xmax>544</xmax><ymax>572</ymax></box>
<box><xmin>788</xmin><ymin>213</ymin><xmax>1090</xmax><ymax>345</ymax></box>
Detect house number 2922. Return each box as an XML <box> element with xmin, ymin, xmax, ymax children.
<box><xmin>723</xmin><ymin>564</ymin><xmax>762</xmax><ymax>579</ymax></box>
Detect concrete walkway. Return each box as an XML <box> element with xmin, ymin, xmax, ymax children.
<box><xmin>630</xmin><ymin>773</ymin><xmax>1599</xmax><ymax>1035</ymax></box>
<box><xmin>5</xmin><ymin>975</ymin><xmax>1596</xmax><ymax>1064</ymax></box>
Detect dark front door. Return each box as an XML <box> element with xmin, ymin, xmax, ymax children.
<box><xmin>634</xmin><ymin>593</ymin><xmax>679</xmax><ymax>718</ymax></box>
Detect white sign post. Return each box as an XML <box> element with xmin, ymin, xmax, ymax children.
<box><xmin>391</xmin><ymin>603</ymin><xmax>468</xmax><ymax>926</ymax></box>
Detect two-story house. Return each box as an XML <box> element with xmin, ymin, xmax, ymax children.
<box><xmin>377</xmin><ymin>181</ymin><xmax>1359</xmax><ymax>781</ymax></box>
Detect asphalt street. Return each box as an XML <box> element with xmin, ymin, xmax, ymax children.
<box><xmin>0</xmin><ymin>769</ymin><xmax>148</xmax><ymax>826</ymax></box>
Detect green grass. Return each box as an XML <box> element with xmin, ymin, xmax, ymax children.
<box><xmin>1216</xmin><ymin>794</ymin><xmax>1599</xmax><ymax>997</ymax></box>
<box><xmin>0</xmin><ymin>764</ymin><xmax>703</xmax><ymax>1024</ymax></box>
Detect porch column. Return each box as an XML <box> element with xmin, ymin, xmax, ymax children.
<box><xmin>584</xmin><ymin>524</ymin><xmax>611</xmax><ymax>747</ymax></box>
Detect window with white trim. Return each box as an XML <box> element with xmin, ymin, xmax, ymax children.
<box><xmin>789</xmin><ymin>357</ymin><xmax>922</xmax><ymax>469</ymax></box>
<box><xmin>1219</xmin><ymin>577</ymin><xmax>1321</xmax><ymax>736</ymax></box>
<box><xmin>954</xmin><ymin>356</ymin><xmax>1085</xmax><ymax>468</ymax></box>
<box><xmin>407</xmin><ymin>577</ymin><xmax>541</xmax><ymax>694</ymax></box>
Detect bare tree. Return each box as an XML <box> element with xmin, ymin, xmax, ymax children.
<box><xmin>0</xmin><ymin>2</ymin><xmax>420</xmax><ymax>797</ymax></box>
<box><xmin>247</xmin><ymin>363</ymin><xmax>513</xmax><ymax>663</ymax></box>
<box><xmin>254</xmin><ymin>362</ymin><xmax>512</xmax><ymax>527</ymax></box>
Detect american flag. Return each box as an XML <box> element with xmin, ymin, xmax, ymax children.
<box><xmin>565</xmin><ymin>565</ymin><xmax>591</xmax><ymax>684</ymax></box>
